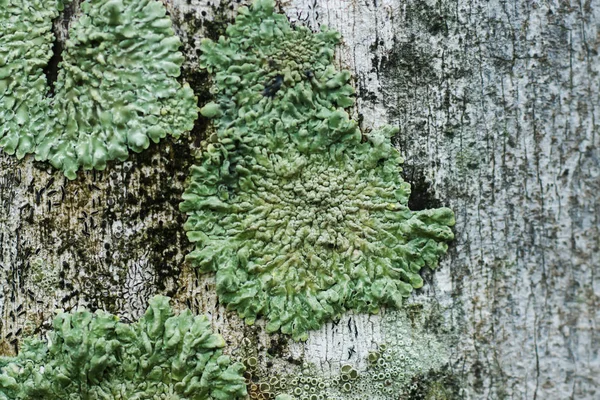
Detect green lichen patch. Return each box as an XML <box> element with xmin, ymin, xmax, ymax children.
<box><xmin>27</xmin><ymin>257</ymin><xmax>59</xmax><ymax>295</ymax></box>
<box><xmin>0</xmin><ymin>0</ymin><xmax>60</xmax><ymax>159</ymax></box>
<box><xmin>180</xmin><ymin>0</ymin><xmax>455</xmax><ymax>340</ymax></box>
<box><xmin>0</xmin><ymin>0</ymin><xmax>198</xmax><ymax>179</ymax></box>
<box><xmin>0</xmin><ymin>296</ymin><xmax>247</xmax><ymax>400</ymax></box>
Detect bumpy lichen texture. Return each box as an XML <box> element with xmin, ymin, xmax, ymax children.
<box><xmin>180</xmin><ymin>0</ymin><xmax>455</xmax><ymax>340</ymax></box>
<box><xmin>0</xmin><ymin>0</ymin><xmax>197</xmax><ymax>179</ymax></box>
<box><xmin>244</xmin><ymin>306</ymin><xmax>454</xmax><ymax>400</ymax></box>
<box><xmin>0</xmin><ymin>296</ymin><xmax>247</xmax><ymax>400</ymax></box>
<box><xmin>0</xmin><ymin>0</ymin><xmax>63</xmax><ymax>159</ymax></box>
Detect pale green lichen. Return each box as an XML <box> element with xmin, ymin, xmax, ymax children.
<box><xmin>28</xmin><ymin>257</ymin><xmax>59</xmax><ymax>295</ymax></box>
<box><xmin>0</xmin><ymin>296</ymin><xmax>247</xmax><ymax>400</ymax></box>
<box><xmin>180</xmin><ymin>0</ymin><xmax>455</xmax><ymax>340</ymax></box>
<box><xmin>0</xmin><ymin>0</ymin><xmax>61</xmax><ymax>159</ymax></box>
<box><xmin>243</xmin><ymin>305</ymin><xmax>455</xmax><ymax>400</ymax></box>
<box><xmin>0</xmin><ymin>0</ymin><xmax>198</xmax><ymax>179</ymax></box>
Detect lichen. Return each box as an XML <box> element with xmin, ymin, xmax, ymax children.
<box><xmin>0</xmin><ymin>0</ymin><xmax>60</xmax><ymax>159</ymax></box>
<box><xmin>27</xmin><ymin>257</ymin><xmax>59</xmax><ymax>295</ymax></box>
<box><xmin>180</xmin><ymin>0</ymin><xmax>455</xmax><ymax>341</ymax></box>
<box><xmin>0</xmin><ymin>0</ymin><xmax>198</xmax><ymax>179</ymax></box>
<box><xmin>241</xmin><ymin>305</ymin><xmax>457</xmax><ymax>400</ymax></box>
<box><xmin>179</xmin><ymin>0</ymin><xmax>455</xmax><ymax>341</ymax></box>
<box><xmin>0</xmin><ymin>296</ymin><xmax>247</xmax><ymax>400</ymax></box>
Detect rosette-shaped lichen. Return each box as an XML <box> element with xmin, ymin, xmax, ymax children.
<box><xmin>0</xmin><ymin>296</ymin><xmax>247</xmax><ymax>400</ymax></box>
<box><xmin>180</xmin><ymin>0</ymin><xmax>455</xmax><ymax>340</ymax></box>
<box><xmin>0</xmin><ymin>0</ymin><xmax>198</xmax><ymax>179</ymax></box>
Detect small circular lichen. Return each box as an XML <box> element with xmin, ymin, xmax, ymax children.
<box><xmin>180</xmin><ymin>0</ymin><xmax>455</xmax><ymax>340</ymax></box>
<box><xmin>246</xmin><ymin>356</ymin><xmax>259</xmax><ymax>368</ymax></box>
<box><xmin>367</xmin><ymin>351</ymin><xmax>380</xmax><ymax>363</ymax></box>
<box><xmin>252</xmin><ymin>307</ymin><xmax>455</xmax><ymax>399</ymax></box>
<box><xmin>0</xmin><ymin>0</ymin><xmax>198</xmax><ymax>179</ymax></box>
<box><xmin>0</xmin><ymin>296</ymin><xmax>247</xmax><ymax>399</ymax></box>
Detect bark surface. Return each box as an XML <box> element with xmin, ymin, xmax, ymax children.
<box><xmin>0</xmin><ymin>0</ymin><xmax>598</xmax><ymax>399</ymax></box>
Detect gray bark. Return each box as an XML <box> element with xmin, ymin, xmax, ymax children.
<box><xmin>1</xmin><ymin>0</ymin><xmax>598</xmax><ymax>399</ymax></box>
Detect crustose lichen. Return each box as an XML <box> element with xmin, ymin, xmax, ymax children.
<box><xmin>180</xmin><ymin>0</ymin><xmax>455</xmax><ymax>341</ymax></box>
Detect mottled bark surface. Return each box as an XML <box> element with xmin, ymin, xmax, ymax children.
<box><xmin>1</xmin><ymin>0</ymin><xmax>598</xmax><ymax>399</ymax></box>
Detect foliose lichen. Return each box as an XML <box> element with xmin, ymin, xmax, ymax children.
<box><xmin>0</xmin><ymin>0</ymin><xmax>62</xmax><ymax>159</ymax></box>
<box><xmin>180</xmin><ymin>0</ymin><xmax>455</xmax><ymax>341</ymax></box>
<box><xmin>0</xmin><ymin>296</ymin><xmax>247</xmax><ymax>399</ymax></box>
<box><xmin>0</xmin><ymin>0</ymin><xmax>198</xmax><ymax>179</ymax></box>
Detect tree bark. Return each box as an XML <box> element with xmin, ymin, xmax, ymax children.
<box><xmin>1</xmin><ymin>0</ymin><xmax>598</xmax><ymax>399</ymax></box>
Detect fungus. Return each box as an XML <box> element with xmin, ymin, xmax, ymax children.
<box><xmin>0</xmin><ymin>0</ymin><xmax>198</xmax><ymax>179</ymax></box>
<box><xmin>180</xmin><ymin>0</ymin><xmax>455</xmax><ymax>340</ymax></box>
<box><xmin>0</xmin><ymin>296</ymin><xmax>246</xmax><ymax>399</ymax></box>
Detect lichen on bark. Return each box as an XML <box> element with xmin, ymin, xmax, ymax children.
<box><xmin>0</xmin><ymin>296</ymin><xmax>247</xmax><ymax>400</ymax></box>
<box><xmin>0</xmin><ymin>0</ymin><xmax>198</xmax><ymax>179</ymax></box>
<box><xmin>180</xmin><ymin>0</ymin><xmax>455</xmax><ymax>341</ymax></box>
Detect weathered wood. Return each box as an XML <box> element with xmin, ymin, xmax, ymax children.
<box><xmin>1</xmin><ymin>0</ymin><xmax>598</xmax><ymax>398</ymax></box>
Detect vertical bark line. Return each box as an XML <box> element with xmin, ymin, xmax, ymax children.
<box><xmin>43</xmin><ymin>2</ymin><xmax>79</xmax><ymax>95</ymax></box>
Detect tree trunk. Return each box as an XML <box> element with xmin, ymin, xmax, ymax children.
<box><xmin>1</xmin><ymin>0</ymin><xmax>598</xmax><ymax>399</ymax></box>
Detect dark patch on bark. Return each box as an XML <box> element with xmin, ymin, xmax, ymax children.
<box><xmin>403</xmin><ymin>166</ymin><xmax>442</xmax><ymax>211</ymax></box>
<box><xmin>406</xmin><ymin>366</ymin><xmax>463</xmax><ymax>400</ymax></box>
<box><xmin>181</xmin><ymin>69</ymin><xmax>212</xmax><ymax>146</ymax></box>
<box><xmin>178</xmin><ymin>1</ymin><xmax>231</xmax><ymax>42</ymax></box>
<box><xmin>44</xmin><ymin>38</ymin><xmax>63</xmax><ymax>96</ymax></box>
<box><xmin>175</xmin><ymin>6</ymin><xmax>230</xmax><ymax>146</ymax></box>
<box><xmin>266</xmin><ymin>335</ymin><xmax>289</xmax><ymax>358</ymax></box>
<box><xmin>119</xmin><ymin>138</ymin><xmax>197</xmax><ymax>299</ymax></box>
<box><xmin>137</xmin><ymin>143</ymin><xmax>194</xmax><ymax>296</ymax></box>
<box><xmin>378</xmin><ymin>36</ymin><xmax>434</xmax><ymax>82</ymax></box>
<box><xmin>200</xmin><ymin>8</ymin><xmax>231</xmax><ymax>41</ymax></box>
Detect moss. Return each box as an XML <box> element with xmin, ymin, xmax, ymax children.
<box><xmin>0</xmin><ymin>296</ymin><xmax>247</xmax><ymax>400</ymax></box>
<box><xmin>0</xmin><ymin>0</ymin><xmax>198</xmax><ymax>179</ymax></box>
<box><xmin>180</xmin><ymin>0</ymin><xmax>455</xmax><ymax>341</ymax></box>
